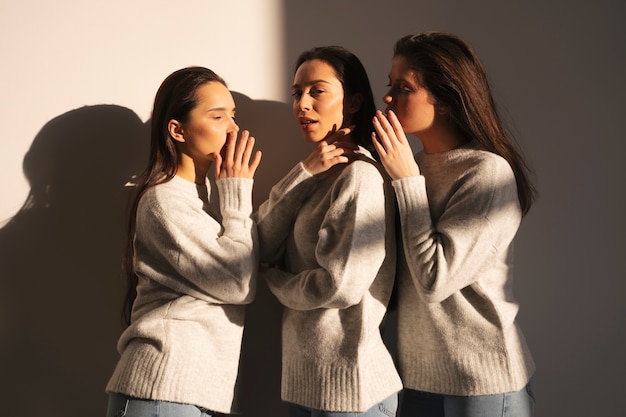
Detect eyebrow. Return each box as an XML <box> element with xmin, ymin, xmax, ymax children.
<box><xmin>292</xmin><ymin>79</ymin><xmax>332</xmax><ymax>89</ymax></box>
<box><xmin>207</xmin><ymin>106</ymin><xmax>236</xmax><ymax>112</ymax></box>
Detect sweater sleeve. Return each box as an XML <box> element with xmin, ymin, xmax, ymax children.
<box><xmin>393</xmin><ymin>157</ymin><xmax>521</xmax><ymax>303</ymax></box>
<box><xmin>265</xmin><ymin>161</ymin><xmax>389</xmax><ymax>310</ymax></box>
<box><xmin>135</xmin><ymin>177</ymin><xmax>258</xmax><ymax>305</ymax></box>
<box><xmin>254</xmin><ymin>162</ymin><xmax>318</xmax><ymax>264</ymax></box>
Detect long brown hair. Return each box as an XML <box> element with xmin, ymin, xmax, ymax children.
<box><xmin>121</xmin><ymin>66</ymin><xmax>227</xmax><ymax>326</ymax></box>
<box><xmin>394</xmin><ymin>32</ymin><xmax>536</xmax><ymax>215</ymax></box>
<box><xmin>295</xmin><ymin>46</ymin><xmax>379</xmax><ymax>160</ymax></box>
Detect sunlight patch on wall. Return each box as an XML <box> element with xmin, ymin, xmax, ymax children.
<box><xmin>0</xmin><ymin>0</ymin><xmax>286</xmax><ymax>222</ymax></box>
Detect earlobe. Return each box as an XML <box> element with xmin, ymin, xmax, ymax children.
<box><xmin>168</xmin><ymin>119</ymin><xmax>185</xmax><ymax>143</ymax></box>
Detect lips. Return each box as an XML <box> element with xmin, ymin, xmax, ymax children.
<box><xmin>298</xmin><ymin>117</ymin><xmax>318</xmax><ymax>132</ymax></box>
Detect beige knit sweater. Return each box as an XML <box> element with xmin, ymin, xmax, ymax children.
<box><xmin>255</xmin><ymin>148</ymin><xmax>403</xmax><ymax>412</ymax></box>
<box><xmin>106</xmin><ymin>175</ymin><xmax>258</xmax><ymax>414</ymax></box>
<box><xmin>393</xmin><ymin>142</ymin><xmax>535</xmax><ymax>396</ymax></box>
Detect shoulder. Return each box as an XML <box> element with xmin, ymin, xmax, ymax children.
<box><xmin>420</xmin><ymin>145</ymin><xmax>517</xmax><ymax>205</ymax></box>
<box><xmin>326</xmin><ymin>158</ymin><xmax>384</xmax><ymax>195</ymax></box>
<box><xmin>140</xmin><ymin>179</ymin><xmax>181</xmax><ymax>206</ymax></box>
<box><xmin>138</xmin><ymin>178</ymin><xmax>200</xmax><ymax>220</ymax></box>
<box><xmin>455</xmin><ymin>149</ymin><xmax>519</xmax><ymax>211</ymax></box>
<box><xmin>464</xmin><ymin>149</ymin><xmax>515</xmax><ymax>187</ymax></box>
<box><xmin>429</xmin><ymin>144</ymin><xmax>515</xmax><ymax>189</ymax></box>
<box><xmin>341</xmin><ymin>149</ymin><xmax>386</xmax><ymax>182</ymax></box>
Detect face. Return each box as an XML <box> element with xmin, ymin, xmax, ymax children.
<box><xmin>383</xmin><ymin>55</ymin><xmax>437</xmax><ymax>136</ymax></box>
<box><xmin>176</xmin><ymin>81</ymin><xmax>239</xmax><ymax>161</ymax></box>
<box><xmin>292</xmin><ymin>59</ymin><xmax>345</xmax><ymax>143</ymax></box>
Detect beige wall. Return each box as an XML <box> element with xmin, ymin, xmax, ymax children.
<box><xmin>1</xmin><ymin>1</ymin><xmax>624</xmax><ymax>416</ymax></box>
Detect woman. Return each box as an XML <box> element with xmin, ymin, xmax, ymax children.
<box><xmin>372</xmin><ymin>32</ymin><xmax>537</xmax><ymax>417</ymax></box>
<box><xmin>106</xmin><ymin>66</ymin><xmax>262</xmax><ymax>416</ymax></box>
<box><xmin>255</xmin><ymin>46</ymin><xmax>402</xmax><ymax>416</ymax></box>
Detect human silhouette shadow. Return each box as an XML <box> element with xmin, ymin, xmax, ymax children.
<box><xmin>0</xmin><ymin>105</ymin><xmax>148</xmax><ymax>417</ymax></box>
<box><xmin>0</xmin><ymin>93</ymin><xmax>312</xmax><ymax>417</ymax></box>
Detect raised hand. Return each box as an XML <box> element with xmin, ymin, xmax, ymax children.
<box><xmin>214</xmin><ymin>130</ymin><xmax>262</xmax><ymax>179</ymax></box>
<box><xmin>302</xmin><ymin>126</ymin><xmax>359</xmax><ymax>175</ymax></box>
<box><xmin>372</xmin><ymin>110</ymin><xmax>421</xmax><ymax>180</ymax></box>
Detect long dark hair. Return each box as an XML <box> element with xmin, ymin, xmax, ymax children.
<box><xmin>295</xmin><ymin>46</ymin><xmax>378</xmax><ymax>159</ymax></box>
<box><xmin>394</xmin><ymin>32</ymin><xmax>536</xmax><ymax>215</ymax></box>
<box><xmin>121</xmin><ymin>66</ymin><xmax>227</xmax><ymax>326</ymax></box>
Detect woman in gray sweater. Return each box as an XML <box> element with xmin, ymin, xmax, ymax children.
<box><xmin>372</xmin><ymin>32</ymin><xmax>537</xmax><ymax>417</ymax></box>
<box><xmin>255</xmin><ymin>47</ymin><xmax>402</xmax><ymax>416</ymax></box>
<box><xmin>105</xmin><ymin>67</ymin><xmax>262</xmax><ymax>416</ymax></box>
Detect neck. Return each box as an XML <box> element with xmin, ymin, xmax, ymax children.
<box><xmin>177</xmin><ymin>154</ymin><xmax>210</xmax><ymax>184</ymax></box>
<box><xmin>417</xmin><ymin>121</ymin><xmax>468</xmax><ymax>154</ymax></box>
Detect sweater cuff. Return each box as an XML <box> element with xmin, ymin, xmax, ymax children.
<box><xmin>275</xmin><ymin>162</ymin><xmax>316</xmax><ymax>194</ymax></box>
<box><xmin>392</xmin><ymin>176</ymin><xmax>429</xmax><ymax>217</ymax></box>
<box><xmin>215</xmin><ymin>177</ymin><xmax>254</xmax><ymax>216</ymax></box>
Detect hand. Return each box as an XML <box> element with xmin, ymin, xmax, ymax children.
<box><xmin>372</xmin><ymin>110</ymin><xmax>421</xmax><ymax>180</ymax></box>
<box><xmin>214</xmin><ymin>130</ymin><xmax>262</xmax><ymax>179</ymax></box>
<box><xmin>302</xmin><ymin>126</ymin><xmax>359</xmax><ymax>175</ymax></box>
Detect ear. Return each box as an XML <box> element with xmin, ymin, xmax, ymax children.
<box><xmin>345</xmin><ymin>93</ymin><xmax>363</xmax><ymax>115</ymax></box>
<box><xmin>168</xmin><ymin>119</ymin><xmax>185</xmax><ymax>143</ymax></box>
<box><xmin>436</xmin><ymin>105</ymin><xmax>448</xmax><ymax>116</ymax></box>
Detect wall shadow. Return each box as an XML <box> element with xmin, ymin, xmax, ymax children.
<box><xmin>0</xmin><ymin>105</ymin><xmax>148</xmax><ymax>416</ymax></box>
<box><xmin>231</xmin><ymin>91</ymin><xmax>309</xmax><ymax>417</ymax></box>
<box><xmin>0</xmin><ymin>93</ymin><xmax>310</xmax><ymax>416</ymax></box>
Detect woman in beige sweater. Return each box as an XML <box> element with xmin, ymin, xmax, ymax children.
<box><xmin>373</xmin><ymin>32</ymin><xmax>537</xmax><ymax>417</ymax></box>
<box><xmin>105</xmin><ymin>67</ymin><xmax>262</xmax><ymax>416</ymax></box>
<box><xmin>256</xmin><ymin>46</ymin><xmax>402</xmax><ymax>416</ymax></box>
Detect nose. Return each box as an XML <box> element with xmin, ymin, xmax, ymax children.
<box><xmin>230</xmin><ymin>119</ymin><xmax>240</xmax><ymax>133</ymax></box>
<box><xmin>382</xmin><ymin>90</ymin><xmax>393</xmax><ymax>105</ymax></box>
<box><xmin>296</xmin><ymin>94</ymin><xmax>311</xmax><ymax>112</ymax></box>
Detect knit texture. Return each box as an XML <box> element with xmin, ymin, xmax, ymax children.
<box><xmin>106</xmin><ymin>175</ymin><xmax>258</xmax><ymax>414</ymax></box>
<box><xmin>255</xmin><ymin>148</ymin><xmax>403</xmax><ymax>411</ymax></box>
<box><xmin>393</xmin><ymin>141</ymin><xmax>535</xmax><ymax>395</ymax></box>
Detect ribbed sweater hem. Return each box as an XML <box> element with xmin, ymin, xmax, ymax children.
<box><xmin>399</xmin><ymin>348</ymin><xmax>535</xmax><ymax>396</ymax></box>
<box><xmin>282</xmin><ymin>359</ymin><xmax>402</xmax><ymax>412</ymax></box>
<box><xmin>105</xmin><ymin>342</ymin><xmax>239</xmax><ymax>414</ymax></box>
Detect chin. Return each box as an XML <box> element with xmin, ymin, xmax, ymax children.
<box><xmin>301</xmin><ymin>133</ymin><xmax>323</xmax><ymax>143</ymax></box>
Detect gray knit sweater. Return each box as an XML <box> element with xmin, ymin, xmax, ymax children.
<box><xmin>106</xmin><ymin>175</ymin><xmax>258</xmax><ymax>414</ymax></box>
<box><xmin>393</xmin><ymin>141</ymin><xmax>535</xmax><ymax>396</ymax></box>
<box><xmin>255</xmin><ymin>148</ymin><xmax>403</xmax><ymax>412</ymax></box>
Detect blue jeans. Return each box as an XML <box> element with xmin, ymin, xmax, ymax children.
<box><xmin>288</xmin><ymin>393</ymin><xmax>398</xmax><ymax>417</ymax></box>
<box><xmin>399</xmin><ymin>377</ymin><xmax>535</xmax><ymax>417</ymax></box>
<box><xmin>106</xmin><ymin>393</ymin><xmax>220</xmax><ymax>417</ymax></box>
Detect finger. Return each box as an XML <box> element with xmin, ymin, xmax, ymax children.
<box><xmin>372</xmin><ymin>110</ymin><xmax>389</xmax><ymax>136</ymax></box>
<box><xmin>224</xmin><ymin>131</ymin><xmax>237</xmax><ymax>164</ymax></box>
<box><xmin>213</xmin><ymin>152</ymin><xmax>223</xmax><ymax>178</ymax></box>
<box><xmin>335</xmin><ymin>125</ymin><xmax>355</xmax><ymax>137</ymax></box>
<box><xmin>315</xmin><ymin>140</ymin><xmax>330</xmax><ymax>155</ymax></box>
<box><xmin>371</xmin><ymin>132</ymin><xmax>387</xmax><ymax>157</ymax></box>
<box><xmin>327</xmin><ymin>125</ymin><xmax>355</xmax><ymax>143</ymax></box>
<box><xmin>233</xmin><ymin>130</ymin><xmax>250</xmax><ymax>164</ymax></box>
<box><xmin>326</xmin><ymin>146</ymin><xmax>349</xmax><ymax>159</ymax></box>
<box><xmin>248</xmin><ymin>150</ymin><xmax>262</xmax><ymax>176</ymax></box>
<box><xmin>376</xmin><ymin>110</ymin><xmax>396</xmax><ymax>139</ymax></box>
<box><xmin>373</xmin><ymin>112</ymin><xmax>393</xmax><ymax>150</ymax></box>
<box><xmin>386</xmin><ymin>110</ymin><xmax>406</xmax><ymax>143</ymax></box>
<box><xmin>240</xmin><ymin>135</ymin><xmax>256</xmax><ymax>166</ymax></box>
